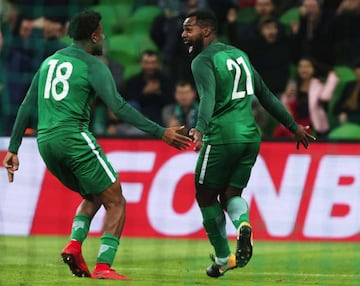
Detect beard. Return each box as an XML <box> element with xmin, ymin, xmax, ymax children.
<box><xmin>92</xmin><ymin>45</ymin><xmax>103</xmax><ymax>56</ymax></box>
<box><xmin>188</xmin><ymin>37</ymin><xmax>204</xmax><ymax>60</ymax></box>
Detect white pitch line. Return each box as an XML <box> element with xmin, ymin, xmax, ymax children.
<box><xmin>238</xmin><ymin>272</ymin><xmax>360</xmax><ymax>278</ymax></box>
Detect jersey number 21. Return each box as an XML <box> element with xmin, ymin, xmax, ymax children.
<box><xmin>226</xmin><ymin>56</ymin><xmax>254</xmax><ymax>100</ymax></box>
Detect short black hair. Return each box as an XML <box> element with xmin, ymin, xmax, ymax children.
<box><xmin>68</xmin><ymin>9</ymin><xmax>101</xmax><ymax>41</ymax></box>
<box><xmin>176</xmin><ymin>80</ymin><xmax>195</xmax><ymax>90</ymax></box>
<box><xmin>186</xmin><ymin>10</ymin><xmax>218</xmax><ymax>34</ymax></box>
<box><xmin>141</xmin><ymin>49</ymin><xmax>159</xmax><ymax>58</ymax></box>
<box><xmin>258</xmin><ymin>17</ymin><xmax>277</xmax><ymax>28</ymax></box>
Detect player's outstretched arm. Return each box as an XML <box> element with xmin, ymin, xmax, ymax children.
<box><xmin>294</xmin><ymin>125</ymin><xmax>316</xmax><ymax>150</ymax></box>
<box><xmin>162</xmin><ymin>126</ymin><xmax>192</xmax><ymax>150</ymax></box>
<box><xmin>3</xmin><ymin>152</ymin><xmax>19</xmax><ymax>183</ymax></box>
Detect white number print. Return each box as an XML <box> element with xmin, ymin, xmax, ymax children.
<box><xmin>44</xmin><ymin>59</ymin><xmax>73</xmax><ymax>101</ymax></box>
<box><xmin>226</xmin><ymin>56</ymin><xmax>254</xmax><ymax>100</ymax></box>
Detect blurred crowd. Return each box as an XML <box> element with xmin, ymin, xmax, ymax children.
<box><xmin>1</xmin><ymin>0</ymin><xmax>360</xmax><ymax>140</ymax></box>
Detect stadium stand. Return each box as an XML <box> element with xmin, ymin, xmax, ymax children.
<box><xmin>91</xmin><ymin>4</ymin><xmax>128</xmax><ymax>35</ymax></box>
<box><xmin>108</xmin><ymin>5</ymin><xmax>160</xmax><ymax>80</ymax></box>
<box><xmin>279</xmin><ymin>6</ymin><xmax>299</xmax><ymax>34</ymax></box>
<box><xmin>328</xmin><ymin>122</ymin><xmax>360</xmax><ymax>140</ymax></box>
<box><xmin>107</xmin><ymin>34</ymin><xmax>140</xmax><ymax>80</ymax></box>
<box><xmin>123</xmin><ymin>5</ymin><xmax>163</xmax><ymax>35</ymax></box>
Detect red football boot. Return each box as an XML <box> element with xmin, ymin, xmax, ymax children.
<box><xmin>61</xmin><ymin>240</ymin><xmax>91</xmax><ymax>277</ymax></box>
<box><xmin>92</xmin><ymin>268</ymin><xmax>131</xmax><ymax>280</ymax></box>
<box><xmin>92</xmin><ymin>263</ymin><xmax>131</xmax><ymax>280</ymax></box>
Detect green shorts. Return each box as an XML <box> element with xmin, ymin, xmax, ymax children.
<box><xmin>37</xmin><ymin>130</ymin><xmax>118</xmax><ymax>197</ymax></box>
<box><xmin>194</xmin><ymin>142</ymin><xmax>260</xmax><ymax>189</ymax></box>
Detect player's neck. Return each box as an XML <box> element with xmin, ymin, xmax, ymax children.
<box><xmin>73</xmin><ymin>40</ymin><xmax>93</xmax><ymax>54</ymax></box>
<box><xmin>203</xmin><ymin>35</ymin><xmax>217</xmax><ymax>49</ymax></box>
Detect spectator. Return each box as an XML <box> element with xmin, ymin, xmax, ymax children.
<box><xmin>163</xmin><ymin>80</ymin><xmax>199</xmax><ymax>133</ymax></box>
<box><xmin>291</xmin><ymin>0</ymin><xmax>336</xmax><ymax>68</ymax></box>
<box><xmin>227</xmin><ymin>0</ymin><xmax>280</xmax><ymax>51</ymax></box>
<box><xmin>3</xmin><ymin>0</ymin><xmax>84</xmax><ymax>135</ymax></box>
<box><xmin>252</xmin><ymin>0</ymin><xmax>278</xmax><ymax>19</ymax></box>
<box><xmin>90</xmin><ymin>45</ymin><xmax>125</xmax><ymax>136</ymax></box>
<box><xmin>2</xmin><ymin>1</ymin><xmax>38</xmax><ymax>134</ymax></box>
<box><xmin>275</xmin><ymin>0</ymin><xmax>302</xmax><ymax>15</ymax></box>
<box><xmin>230</xmin><ymin>15</ymin><xmax>292</xmax><ymax>137</ymax></box>
<box><xmin>274</xmin><ymin>57</ymin><xmax>331</xmax><ymax>138</ymax></box>
<box><xmin>332</xmin><ymin>0</ymin><xmax>360</xmax><ymax>66</ymax></box>
<box><xmin>206</xmin><ymin>0</ymin><xmax>237</xmax><ymax>34</ymax></box>
<box><xmin>121</xmin><ymin>49</ymin><xmax>175</xmax><ymax>126</ymax></box>
<box><xmin>246</xmin><ymin>17</ymin><xmax>291</xmax><ymax>95</ymax></box>
<box><xmin>333</xmin><ymin>58</ymin><xmax>360</xmax><ymax>125</ymax></box>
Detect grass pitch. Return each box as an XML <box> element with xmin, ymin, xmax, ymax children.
<box><xmin>0</xmin><ymin>235</ymin><xmax>359</xmax><ymax>286</ymax></box>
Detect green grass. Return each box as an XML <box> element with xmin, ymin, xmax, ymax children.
<box><xmin>0</xmin><ymin>236</ymin><xmax>359</xmax><ymax>285</ymax></box>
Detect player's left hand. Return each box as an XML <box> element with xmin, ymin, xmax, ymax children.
<box><xmin>162</xmin><ymin>126</ymin><xmax>192</xmax><ymax>150</ymax></box>
<box><xmin>3</xmin><ymin>152</ymin><xmax>19</xmax><ymax>183</ymax></box>
<box><xmin>189</xmin><ymin>128</ymin><xmax>203</xmax><ymax>152</ymax></box>
<box><xmin>294</xmin><ymin>125</ymin><xmax>316</xmax><ymax>150</ymax></box>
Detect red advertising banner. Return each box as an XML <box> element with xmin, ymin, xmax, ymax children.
<box><xmin>0</xmin><ymin>138</ymin><xmax>359</xmax><ymax>241</ymax></box>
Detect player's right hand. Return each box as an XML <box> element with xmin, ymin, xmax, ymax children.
<box><xmin>294</xmin><ymin>125</ymin><xmax>316</xmax><ymax>150</ymax></box>
<box><xmin>2</xmin><ymin>152</ymin><xmax>19</xmax><ymax>183</ymax></box>
<box><xmin>162</xmin><ymin>126</ymin><xmax>192</xmax><ymax>150</ymax></box>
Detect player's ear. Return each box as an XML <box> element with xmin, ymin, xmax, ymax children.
<box><xmin>203</xmin><ymin>27</ymin><xmax>212</xmax><ymax>38</ymax></box>
<box><xmin>90</xmin><ymin>32</ymin><xmax>97</xmax><ymax>43</ymax></box>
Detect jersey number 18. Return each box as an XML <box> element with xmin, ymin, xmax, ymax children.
<box><xmin>44</xmin><ymin>59</ymin><xmax>73</xmax><ymax>101</ymax></box>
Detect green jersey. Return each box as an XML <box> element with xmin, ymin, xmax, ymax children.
<box><xmin>191</xmin><ymin>41</ymin><xmax>297</xmax><ymax>144</ymax></box>
<box><xmin>8</xmin><ymin>45</ymin><xmax>165</xmax><ymax>153</ymax></box>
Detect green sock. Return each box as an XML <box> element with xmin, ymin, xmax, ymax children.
<box><xmin>200</xmin><ymin>203</ymin><xmax>230</xmax><ymax>259</ymax></box>
<box><xmin>96</xmin><ymin>233</ymin><xmax>119</xmax><ymax>266</ymax></box>
<box><xmin>70</xmin><ymin>214</ymin><xmax>90</xmax><ymax>243</ymax></box>
<box><xmin>226</xmin><ymin>196</ymin><xmax>249</xmax><ymax>229</ymax></box>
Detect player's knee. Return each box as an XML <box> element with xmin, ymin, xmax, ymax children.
<box><xmin>114</xmin><ymin>195</ymin><xmax>126</xmax><ymax>208</ymax></box>
<box><xmin>120</xmin><ymin>194</ymin><xmax>126</xmax><ymax>208</ymax></box>
<box><xmin>103</xmin><ymin>193</ymin><xmax>126</xmax><ymax>212</ymax></box>
<box><xmin>225</xmin><ymin>186</ymin><xmax>243</xmax><ymax>198</ymax></box>
<box><xmin>196</xmin><ymin>192</ymin><xmax>218</xmax><ymax>207</ymax></box>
